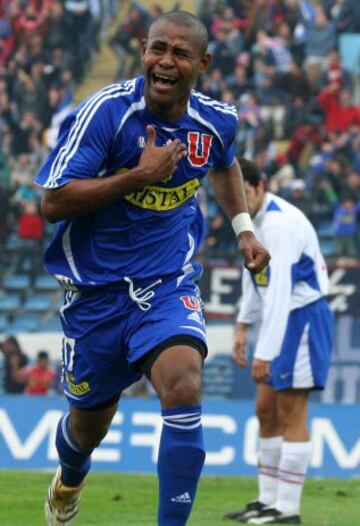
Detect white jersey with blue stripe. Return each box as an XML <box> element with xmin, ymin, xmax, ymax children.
<box><xmin>237</xmin><ymin>192</ymin><xmax>329</xmax><ymax>361</ymax></box>
<box><xmin>35</xmin><ymin>77</ymin><xmax>238</xmax><ymax>288</ymax></box>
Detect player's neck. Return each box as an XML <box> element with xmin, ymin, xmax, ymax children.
<box><xmin>144</xmin><ymin>95</ymin><xmax>188</xmax><ymax>122</ymax></box>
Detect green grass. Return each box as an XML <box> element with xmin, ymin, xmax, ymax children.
<box><xmin>0</xmin><ymin>471</ymin><xmax>359</xmax><ymax>525</ymax></box>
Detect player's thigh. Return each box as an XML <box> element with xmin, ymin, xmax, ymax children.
<box><xmin>276</xmin><ymin>389</ymin><xmax>309</xmax><ymax>429</ymax></box>
<box><xmin>60</xmin><ymin>288</ymin><xmax>141</xmax><ymax>409</ymax></box>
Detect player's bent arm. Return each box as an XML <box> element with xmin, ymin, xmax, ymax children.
<box><xmin>254</xmin><ymin>224</ymin><xmax>297</xmax><ymax>361</ymax></box>
<box><xmin>235</xmin><ymin>322</ymin><xmax>250</xmax><ymax>336</ymax></box>
<box><xmin>208</xmin><ymin>160</ymin><xmax>270</xmax><ymax>272</ymax></box>
<box><xmin>237</xmin><ymin>268</ymin><xmax>261</xmax><ymax>323</ymax></box>
<box><xmin>208</xmin><ymin>159</ymin><xmax>249</xmax><ymax>219</ymax></box>
<box><xmin>41</xmin><ymin>166</ymin><xmax>159</xmax><ymax>223</ymax></box>
<box><xmin>41</xmin><ymin>127</ymin><xmax>187</xmax><ymax>222</ymax></box>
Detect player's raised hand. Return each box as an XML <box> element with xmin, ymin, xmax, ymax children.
<box><xmin>232</xmin><ymin>325</ymin><xmax>249</xmax><ymax>367</ymax></box>
<box><xmin>137</xmin><ymin>125</ymin><xmax>187</xmax><ymax>185</ymax></box>
<box><xmin>238</xmin><ymin>231</ymin><xmax>270</xmax><ymax>273</ymax></box>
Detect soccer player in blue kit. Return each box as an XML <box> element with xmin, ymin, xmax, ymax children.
<box><xmin>36</xmin><ymin>11</ymin><xmax>270</xmax><ymax>526</ymax></box>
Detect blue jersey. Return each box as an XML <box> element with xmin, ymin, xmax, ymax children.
<box><xmin>35</xmin><ymin>77</ymin><xmax>237</xmax><ymax>289</ymax></box>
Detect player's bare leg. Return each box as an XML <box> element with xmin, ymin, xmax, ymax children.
<box><xmin>249</xmin><ymin>390</ymin><xmax>310</xmax><ymax>524</ymax></box>
<box><xmin>225</xmin><ymin>384</ymin><xmax>281</xmax><ymax>522</ymax></box>
<box><xmin>45</xmin><ymin>402</ymin><xmax>118</xmax><ymax>526</ymax></box>
<box><xmin>148</xmin><ymin>345</ymin><xmax>205</xmax><ymax>526</ymax></box>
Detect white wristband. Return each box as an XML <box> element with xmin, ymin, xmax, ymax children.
<box><xmin>231</xmin><ymin>212</ymin><xmax>254</xmax><ymax>237</ymax></box>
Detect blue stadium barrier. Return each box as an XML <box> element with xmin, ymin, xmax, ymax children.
<box><xmin>0</xmin><ymin>314</ymin><xmax>7</xmax><ymax>333</ymax></box>
<box><xmin>0</xmin><ymin>396</ymin><xmax>358</xmax><ymax>478</ymax></box>
<box><xmin>23</xmin><ymin>295</ymin><xmax>52</xmax><ymax>313</ymax></box>
<box><xmin>34</xmin><ymin>275</ymin><xmax>61</xmax><ymax>292</ymax></box>
<box><xmin>0</xmin><ymin>295</ymin><xmax>21</xmax><ymax>313</ymax></box>
<box><xmin>3</xmin><ymin>275</ymin><xmax>31</xmax><ymax>292</ymax></box>
<box><xmin>6</xmin><ymin>315</ymin><xmax>41</xmax><ymax>334</ymax></box>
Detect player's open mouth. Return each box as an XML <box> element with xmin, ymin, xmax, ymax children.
<box><xmin>151</xmin><ymin>73</ymin><xmax>178</xmax><ymax>87</ymax></box>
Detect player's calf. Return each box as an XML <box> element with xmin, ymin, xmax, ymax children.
<box><xmin>157</xmin><ymin>405</ymin><xmax>205</xmax><ymax>525</ymax></box>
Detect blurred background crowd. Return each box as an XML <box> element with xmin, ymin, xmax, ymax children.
<box><xmin>0</xmin><ymin>0</ymin><xmax>359</xmax><ymax>396</ymax></box>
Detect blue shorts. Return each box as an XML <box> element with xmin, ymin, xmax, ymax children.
<box><xmin>270</xmin><ymin>299</ymin><xmax>334</xmax><ymax>391</ymax></box>
<box><xmin>59</xmin><ymin>272</ymin><xmax>207</xmax><ymax>408</ymax></box>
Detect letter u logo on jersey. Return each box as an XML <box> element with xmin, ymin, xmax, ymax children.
<box><xmin>187</xmin><ymin>132</ymin><xmax>213</xmax><ymax>167</ymax></box>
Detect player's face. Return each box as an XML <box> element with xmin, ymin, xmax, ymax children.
<box><xmin>244</xmin><ymin>181</ymin><xmax>265</xmax><ymax>217</ymax></box>
<box><xmin>142</xmin><ymin>21</ymin><xmax>210</xmax><ymax>119</ymax></box>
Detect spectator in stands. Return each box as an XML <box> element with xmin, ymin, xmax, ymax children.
<box><xmin>317</xmin><ymin>83</ymin><xmax>360</xmax><ymax>134</ymax></box>
<box><xmin>302</xmin><ymin>4</ymin><xmax>337</xmax><ymax>91</ymax></box>
<box><xmin>287</xmin><ymin>119</ymin><xmax>323</xmax><ymax>170</ymax></box>
<box><xmin>18</xmin><ymin>201</ymin><xmax>45</xmax><ymax>241</ymax></box>
<box><xmin>320</xmin><ymin>48</ymin><xmax>352</xmax><ymax>90</ymax></box>
<box><xmin>227</xmin><ymin>64</ymin><xmax>254</xmax><ymax>102</ymax></box>
<box><xmin>201</xmin><ymin>67</ymin><xmax>226</xmax><ymax>100</ymax></box>
<box><xmin>208</xmin><ymin>27</ymin><xmax>237</xmax><ymax>79</ymax></box>
<box><xmin>62</xmin><ymin>0</ymin><xmax>94</xmax><ymax>82</ymax></box>
<box><xmin>45</xmin><ymin>1</ymin><xmax>66</xmax><ymax>50</ymax></box>
<box><xmin>109</xmin><ymin>3</ymin><xmax>150</xmax><ymax>79</ymax></box>
<box><xmin>17</xmin><ymin>350</ymin><xmax>56</xmax><ymax>395</ymax></box>
<box><xmin>284</xmin><ymin>95</ymin><xmax>313</xmax><ymax>136</ymax></box>
<box><xmin>11</xmin><ymin>152</ymin><xmax>34</xmax><ymax>187</ymax></box>
<box><xmin>287</xmin><ymin>178</ymin><xmax>312</xmax><ymax>218</ymax></box>
<box><xmin>0</xmin><ymin>335</ymin><xmax>28</xmax><ymax>393</ymax></box>
<box><xmin>43</xmin><ymin>84</ymin><xmax>73</xmax><ymax>149</ymax></box>
<box><xmin>277</xmin><ymin>59</ymin><xmax>311</xmax><ymax>103</ymax></box>
<box><xmin>237</xmin><ymin>92</ymin><xmax>263</xmax><ymax>158</ymax></box>
<box><xmin>0</xmin><ymin>0</ymin><xmax>116</xmax><ymax>259</ymax></box>
<box><xmin>336</xmin><ymin>0</ymin><xmax>360</xmax><ymax>33</ymax></box>
<box><xmin>205</xmin><ymin>209</ymin><xmax>235</xmax><ymax>257</ymax></box>
<box><xmin>332</xmin><ymin>194</ymin><xmax>360</xmax><ymax>257</ymax></box>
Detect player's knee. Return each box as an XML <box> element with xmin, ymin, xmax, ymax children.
<box><xmin>277</xmin><ymin>406</ymin><xmax>307</xmax><ymax>434</ymax></box>
<box><xmin>160</xmin><ymin>371</ymin><xmax>201</xmax><ymax>408</ymax></box>
<box><xmin>256</xmin><ymin>401</ymin><xmax>276</xmax><ymax>429</ymax></box>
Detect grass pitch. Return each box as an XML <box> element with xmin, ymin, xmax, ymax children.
<box><xmin>0</xmin><ymin>471</ymin><xmax>359</xmax><ymax>525</ymax></box>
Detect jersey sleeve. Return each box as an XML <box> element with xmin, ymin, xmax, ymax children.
<box><xmin>237</xmin><ymin>268</ymin><xmax>261</xmax><ymax>324</ymax></box>
<box><xmin>35</xmin><ymin>94</ymin><xmax>117</xmax><ymax>189</ymax></box>
<box><xmin>254</xmin><ymin>223</ymin><xmax>299</xmax><ymax>361</ymax></box>
<box><xmin>212</xmin><ymin>111</ymin><xmax>237</xmax><ymax>170</ymax></box>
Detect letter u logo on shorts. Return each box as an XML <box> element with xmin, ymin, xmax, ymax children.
<box><xmin>187</xmin><ymin>132</ymin><xmax>213</xmax><ymax>167</ymax></box>
<box><xmin>181</xmin><ymin>295</ymin><xmax>201</xmax><ymax>311</ymax></box>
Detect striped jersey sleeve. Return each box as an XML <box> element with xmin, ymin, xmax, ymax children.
<box><xmin>189</xmin><ymin>90</ymin><xmax>238</xmax><ymax>170</ymax></box>
<box><xmin>35</xmin><ymin>82</ymin><xmax>134</xmax><ymax>189</ymax></box>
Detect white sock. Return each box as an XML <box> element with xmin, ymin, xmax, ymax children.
<box><xmin>276</xmin><ymin>441</ymin><xmax>312</xmax><ymax>514</ymax></box>
<box><xmin>257</xmin><ymin>436</ymin><xmax>283</xmax><ymax>506</ymax></box>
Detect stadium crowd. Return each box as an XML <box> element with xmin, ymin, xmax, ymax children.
<box><xmin>0</xmin><ymin>0</ymin><xmax>360</xmax><ymax>261</ymax></box>
<box><xmin>0</xmin><ymin>0</ymin><xmax>119</xmax><ymax>250</ymax></box>
<box><xmin>194</xmin><ymin>0</ymin><xmax>360</xmax><ymax>260</ymax></box>
<box><xmin>0</xmin><ymin>0</ymin><xmax>359</xmax><ymax>389</ymax></box>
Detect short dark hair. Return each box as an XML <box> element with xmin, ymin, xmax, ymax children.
<box><xmin>37</xmin><ymin>350</ymin><xmax>49</xmax><ymax>361</ymax></box>
<box><xmin>149</xmin><ymin>10</ymin><xmax>209</xmax><ymax>54</ymax></box>
<box><xmin>238</xmin><ymin>157</ymin><xmax>265</xmax><ymax>188</ymax></box>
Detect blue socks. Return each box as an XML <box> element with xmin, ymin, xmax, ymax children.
<box><xmin>158</xmin><ymin>405</ymin><xmax>206</xmax><ymax>526</ymax></box>
<box><xmin>55</xmin><ymin>413</ymin><xmax>93</xmax><ymax>487</ymax></box>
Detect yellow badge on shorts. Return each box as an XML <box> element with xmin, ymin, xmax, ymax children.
<box><xmin>124</xmin><ymin>178</ymin><xmax>200</xmax><ymax>211</ymax></box>
<box><xmin>65</xmin><ymin>373</ymin><xmax>91</xmax><ymax>396</ymax></box>
<box><xmin>254</xmin><ymin>265</ymin><xmax>270</xmax><ymax>287</ymax></box>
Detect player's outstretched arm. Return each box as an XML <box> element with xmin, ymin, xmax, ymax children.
<box><xmin>208</xmin><ymin>159</ymin><xmax>270</xmax><ymax>273</ymax></box>
<box><xmin>232</xmin><ymin>322</ymin><xmax>250</xmax><ymax>367</ymax></box>
<box><xmin>41</xmin><ymin>126</ymin><xmax>187</xmax><ymax>223</ymax></box>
